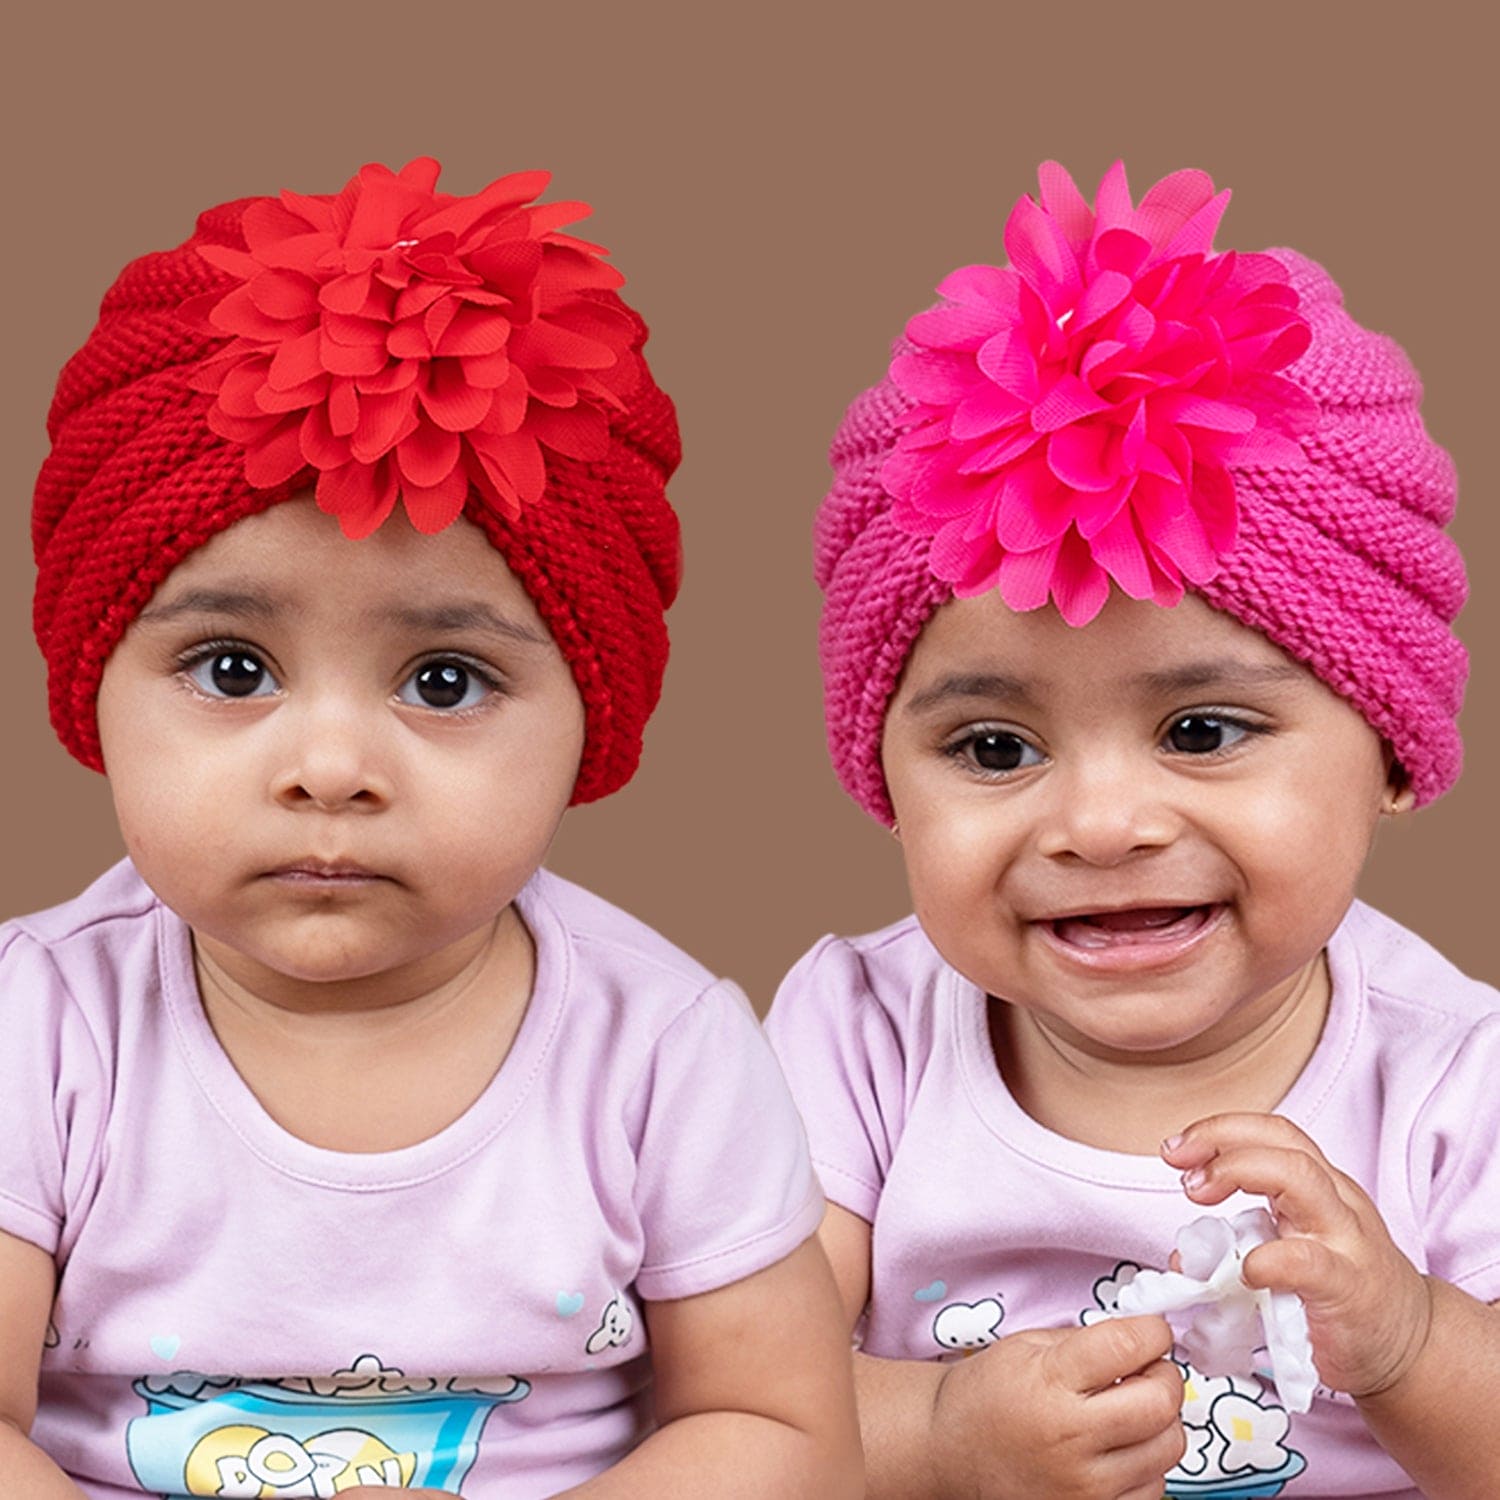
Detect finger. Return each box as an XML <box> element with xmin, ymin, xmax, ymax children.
<box><xmin>1179</xmin><ymin>1145</ymin><xmax>1361</xmax><ymax>1236</ymax></box>
<box><xmin>1163</xmin><ymin>1112</ymin><xmax>1329</xmax><ymax>1171</ymax></box>
<box><xmin>1051</xmin><ymin>1314</ymin><xmax>1175</xmax><ymax>1393</ymax></box>
<box><xmin>1241</xmin><ymin>1235</ymin><xmax>1347</xmax><ymax>1297</ymax></box>
<box><xmin>1092</xmin><ymin>1422</ymin><xmax>1182</xmax><ymax>1500</ymax></box>
<box><xmin>1084</xmin><ymin>1355</ymin><xmax>1185</xmax><ymax>1448</ymax></box>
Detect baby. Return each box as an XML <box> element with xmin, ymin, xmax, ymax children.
<box><xmin>767</xmin><ymin>161</ymin><xmax>1498</xmax><ymax>1499</ymax></box>
<box><xmin>0</xmin><ymin>159</ymin><xmax>858</xmax><ymax>1499</ymax></box>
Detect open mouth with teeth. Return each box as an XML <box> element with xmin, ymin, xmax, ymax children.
<box><xmin>1048</xmin><ymin>905</ymin><xmax>1219</xmax><ymax>950</ymax></box>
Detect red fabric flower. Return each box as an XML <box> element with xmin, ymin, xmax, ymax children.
<box><xmin>885</xmin><ymin>161</ymin><xmax>1318</xmax><ymax>624</ymax></box>
<box><xmin>183</xmin><ymin>158</ymin><xmax>637</xmax><ymax>537</ymax></box>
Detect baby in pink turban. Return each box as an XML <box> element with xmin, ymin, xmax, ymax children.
<box><xmin>767</xmin><ymin>160</ymin><xmax>1497</xmax><ymax>1500</ymax></box>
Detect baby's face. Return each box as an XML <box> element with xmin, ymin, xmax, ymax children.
<box><xmin>96</xmin><ymin>497</ymin><xmax>584</xmax><ymax>994</ymax></box>
<box><xmin>880</xmin><ymin>589</ymin><xmax>1395</xmax><ymax>1063</ymax></box>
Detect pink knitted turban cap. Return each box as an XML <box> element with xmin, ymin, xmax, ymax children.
<box><xmin>817</xmin><ymin>162</ymin><xmax>1467</xmax><ymax>822</ymax></box>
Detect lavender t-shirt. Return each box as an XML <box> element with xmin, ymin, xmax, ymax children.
<box><xmin>0</xmin><ymin>860</ymin><xmax>821</xmax><ymax>1499</ymax></box>
<box><xmin>766</xmin><ymin>901</ymin><xmax>1500</xmax><ymax>1500</ymax></box>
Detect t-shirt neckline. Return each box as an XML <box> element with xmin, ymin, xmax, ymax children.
<box><xmin>157</xmin><ymin>870</ymin><xmax>569</xmax><ymax>1190</ymax></box>
<box><xmin>950</xmin><ymin>914</ymin><xmax>1366</xmax><ymax>1189</ymax></box>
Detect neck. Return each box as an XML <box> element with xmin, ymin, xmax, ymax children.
<box><xmin>191</xmin><ymin>907</ymin><xmax>539</xmax><ymax>1152</ymax></box>
<box><xmin>193</xmin><ymin>914</ymin><xmax>512</xmax><ymax>1029</ymax></box>
<box><xmin>992</xmin><ymin>955</ymin><xmax>1330</xmax><ymax>1154</ymax></box>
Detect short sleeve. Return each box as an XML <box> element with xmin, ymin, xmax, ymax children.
<box><xmin>0</xmin><ymin>927</ymin><xmax>110</xmax><ymax>1257</ymax></box>
<box><xmin>1411</xmin><ymin>1013</ymin><xmax>1500</xmax><ymax>1302</ymax></box>
<box><xmin>629</xmin><ymin>981</ymin><xmax>822</xmax><ymax>1302</ymax></box>
<box><xmin>764</xmin><ymin>936</ymin><xmax>909</xmax><ymax>1224</ymax></box>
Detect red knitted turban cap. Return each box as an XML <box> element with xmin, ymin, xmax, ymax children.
<box><xmin>32</xmin><ymin>160</ymin><xmax>682</xmax><ymax>805</ymax></box>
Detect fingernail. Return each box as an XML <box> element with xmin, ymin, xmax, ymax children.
<box><xmin>1182</xmin><ymin>1168</ymin><xmax>1207</xmax><ymax>1192</ymax></box>
<box><xmin>1161</xmin><ymin>1133</ymin><xmax>1184</xmax><ymax>1155</ymax></box>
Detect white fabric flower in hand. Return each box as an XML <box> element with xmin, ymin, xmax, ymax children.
<box><xmin>1115</xmin><ymin>1208</ymin><xmax>1318</xmax><ymax>1412</ymax></box>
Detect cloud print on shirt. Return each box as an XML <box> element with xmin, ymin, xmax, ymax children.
<box><xmin>932</xmin><ymin>1298</ymin><xmax>1005</xmax><ymax>1351</ymax></box>
<box><xmin>585</xmin><ymin>1296</ymin><xmax>635</xmax><ymax>1355</ymax></box>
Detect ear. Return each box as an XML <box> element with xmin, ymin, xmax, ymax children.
<box><xmin>1382</xmin><ymin>755</ymin><xmax>1415</xmax><ymax>816</ymax></box>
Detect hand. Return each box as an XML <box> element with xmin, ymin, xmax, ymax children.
<box><xmin>1163</xmin><ymin>1112</ymin><xmax>1432</xmax><ymax>1399</ymax></box>
<box><xmin>929</xmin><ymin>1314</ymin><xmax>1184</xmax><ymax>1500</ymax></box>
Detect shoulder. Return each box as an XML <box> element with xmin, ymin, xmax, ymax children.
<box><xmin>1337</xmin><ymin>900</ymin><xmax>1498</xmax><ymax>1037</ymax></box>
<box><xmin>522</xmin><ymin>867</ymin><xmax>735</xmax><ymax>1042</ymax></box>
<box><xmin>773</xmin><ymin>913</ymin><xmax>952</xmax><ymax>1031</ymax></box>
<box><xmin>765</xmin><ymin>913</ymin><xmax>958</xmax><ymax>1099</ymax></box>
<box><xmin>2</xmin><ymin>860</ymin><xmax>164</xmax><ymax>1019</ymax></box>
<box><xmin>1328</xmin><ymin>901</ymin><xmax>1500</xmax><ymax>1107</ymax></box>
<box><xmin>0</xmin><ymin>867</ymin><xmax>155</xmax><ymax>1248</ymax></box>
<box><xmin>5</xmin><ymin>858</ymin><xmax>161</xmax><ymax>948</ymax></box>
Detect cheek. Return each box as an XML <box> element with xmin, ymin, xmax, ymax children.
<box><xmin>439</xmin><ymin>701</ymin><xmax>583</xmax><ymax>857</ymax></box>
<box><xmin>1220</xmin><ymin>755</ymin><xmax>1386</xmax><ymax>915</ymax></box>
<box><xmin>107</xmin><ymin>762</ymin><xmax>220</xmax><ymax>883</ymax></box>
<box><xmin>897</xmin><ymin>814</ymin><xmax>1011</xmax><ymax>948</ymax></box>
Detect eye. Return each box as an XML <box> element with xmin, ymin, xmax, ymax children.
<box><xmin>397</xmin><ymin>659</ymin><xmax>498</xmax><ymax>712</ymax></box>
<box><xmin>183</xmin><ymin>649</ymin><xmax>277</xmax><ymax>699</ymax></box>
<box><xmin>948</xmin><ymin>728</ymin><xmax>1045</xmax><ymax>776</ymax></box>
<box><xmin>1164</xmin><ymin>714</ymin><xmax>1251</xmax><ymax>755</ymax></box>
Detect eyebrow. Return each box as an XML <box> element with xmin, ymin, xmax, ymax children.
<box><xmin>903</xmin><ymin>672</ymin><xmax>1040</xmax><ymax>714</ymax></box>
<box><xmin>136</xmin><ymin>589</ymin><xmax>551</xmax><ymax>648</ymax></box>
<box><xmin>1131</xmin><ymin>659</ymin><xmax>1308</xmax><ymax>693</ymax></box>
<box><xmin>902</xmin><ymin>658</ymin><xmax>1306</xmax><ymax>715</ymax></box>
<box><xmin>378</xmin><ymin>602</ymin><xmax>552</xmax><ymax>648</ymax></box>
<box><xmin>136</xmin><ymin>588</ymin><xmax>280</xmax><ymax>625</ymax></box>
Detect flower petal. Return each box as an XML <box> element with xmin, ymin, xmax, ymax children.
<box><xmin>421</xmin><ymin>359</ymin><xmax>494</xmax><ymax>431</ymax></box>
<box><xmin>349</xmin><ymin>388</ymin><xmax>420</xmax><ymax>463</ymax></box>
<box><xmin>995</xmin><ymin>537</ymin><xmax>1063</xmax><ymax>613</ymax></box>
<box><xmin>530</xmin><ymin>403</ymin><xmax>610</xmax><ymax>460</ymax></box>
<box><xmin>248</xmin><ymin>268</ymin><xmax>319</xmax><ymax>321</ymax></box>
<box><xmin>329</xmin><ymin>377</ymin><xmax>360</xmax><ymax>437</ymax></box>
<box><xmin>1089</xmin><ymin>508</ymin><xmax>1155</xmax><ymax>599</ymax></box>
<box><xmin>319</xmin><ymin>326</ymin><xmax>386</xmax><ymax>377</ymax></box>
<box><xmin>1031</xmin><ymin>375</ymin><xmax>1111</xmax><ymax>433</ymax></box>
<box><xmin>995</xmin><ymin>471</ymin><xmax>1076</xmax><ymax>550</ymax></box>
<box><xmin>1035</xmin><ymin>160</ymin><xmax>1094</xmax><ymax>252</ymax></box>
<box><xmin>400</xmin><ymin>466</ymin><xmax>471</xmax><ymax>534</ymax></box>
<box><xmin>300</xmin><ymin>403</ymin><xmax>352</xmax><ymax>469</ymax></box>
<box><xmin>1047</xmin><ymin>422</ymin><xmax>1120</xmax><ymax>493</ymax></box>
<box><xmin>266</xmin><ymin>329</ymin><xmax>326</xmax><ymax>392</ymax></box>
<box><xmin>397</xmin><ymin>419</ymin><xmax>462</xmax><ymax>487</ymax></box>
<box><xmin>242</xmin><ymin>420</ymin><xmax>308</xmax><ymax>487</ymax></box>
<box><xmin>318</xmin><ymin>458</ymin><xmax>400</xmax><ymax>539</ymax></box>
<box><xmin>1004</xmin><ymin>193</ymin><xmax>1083</xmax><ymax>313</ymax></box>
<box><xmin>935</xmin><ymin>263</ymin><xmax>1021</xmax><ymax>313</ymax></box>
<box><xmin>1049</xmin><ymin>529</ymin><xmax>1113</xmax><ymax>625</ymax></box>
<box><xmin>975</xmin><ymin>330</ymin><xmax>1040</xmax><ymax>402</ymax></box>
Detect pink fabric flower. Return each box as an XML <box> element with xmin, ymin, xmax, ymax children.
<box><xmin>885</xmin><ymin>161</ymin><xmax>1318</xmax><ymax>624</ymax></box>
<box><xmin>183</xmin><ymin>158</ymin><xmax>637</xmax><ymax>538</ymax></box>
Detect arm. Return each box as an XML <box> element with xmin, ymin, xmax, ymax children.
<box><xmin>0</xmin><ymin>1230</ymin><xmax>89</xmax><ymax>1499</ymax></box>
<box><xmin>820</xmin><ymin>1203</ymin><xmax>1186</xmax><ymax>1500</ymax></box>
<box><xmin>557</xmin><ymin>1236</ymin><xmax>861</xmax><ymax>1498</ymax></box>
<box><xmin>1166</xmin><ymin>1113</ymin><xmax>1500</xmax><ymax>1500</ymax></box>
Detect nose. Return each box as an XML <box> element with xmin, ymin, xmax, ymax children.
<box><xmin>270</xmin><ymin>695</ymin><xmax>392</xmax><ymax>812</ymax></box>
<box><xmin>1035</xmin><ymin>750</ymin><xmax>1178</xmax><ymax>867</ymax></box>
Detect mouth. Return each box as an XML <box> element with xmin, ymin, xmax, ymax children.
<box><xmin>1036</xmin><ymin>903</ymin><xmax>1225</xmax><ymax>969</ymax></box>
<box><xmin>265</xmin><ymin>860</ymin><xmax>390</xmax><ymax>886</ymax></box>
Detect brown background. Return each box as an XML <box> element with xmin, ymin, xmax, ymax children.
<box><xmin>4</xmin><ymin>2</ymin><xmax>1495</xmax><ymax>1005</ymax></box>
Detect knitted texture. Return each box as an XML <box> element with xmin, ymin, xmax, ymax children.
<box><xmin>817</xmin><ymin>249</ymin><xmax>1466</xmax><ymax>822</ymax></box>
<box><xmin>32</xmin><ymin>193</ymin><xmax>682</xmax><ymax>804</ymax></box>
